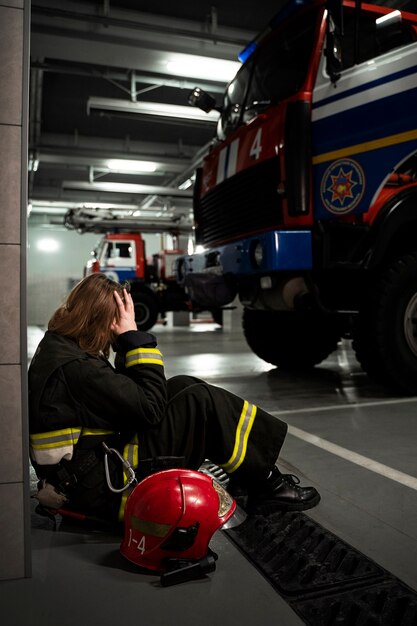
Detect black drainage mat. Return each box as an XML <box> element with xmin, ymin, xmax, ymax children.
<box><xmin>297</xmin><ymin>581</ymin><xmax>417</xmax><ymax>626</ymax></box>
<box><xmin>225</xmin><ymin>512</ymin><xmax>417</xmax><ymax>625</ymax></box>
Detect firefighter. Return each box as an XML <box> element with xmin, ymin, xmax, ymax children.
<box><xmin>29</xmin><ymin>273</ymin><xmax>320</xmax><ymax>524</ymax></box>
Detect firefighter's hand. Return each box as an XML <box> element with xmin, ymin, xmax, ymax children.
<box><xmin>112</xmin><ymin>289</ymin><xmax>137</xmax><ymax>335</ymax></box>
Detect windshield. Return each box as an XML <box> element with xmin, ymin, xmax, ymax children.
<box><xmin>217</xmin><ymin>7</ymin><xmax>320</xmax><ymax>140</ymax></box>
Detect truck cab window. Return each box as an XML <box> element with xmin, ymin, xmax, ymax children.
<box><xmin>217</xmin><ymin>59</ymin><xmax>253</xmax><ymax>141</ymax></box>
<box><xmin>340</xmin><ymin>8</ymin><xmax>417</xmax><ymax>70</ymax></box>
<box><xmin>216</xmin><ymin>7</ymin><xmax>319</xmax><ymax>140</ymax></box>
<box><xmin>115</xmin><ymin>243</ymin><xmax>132</xmax><ymax>258</ymax></box>
<box><xmin>244</xmin><ymin>9</ymin><xmax>319</xmax><ymax>122</ymax></box>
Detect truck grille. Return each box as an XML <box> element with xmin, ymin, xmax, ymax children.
<box><xmin>195</xmin><ymin>157</ymin><xmax>282</xmax><ymax>247</ymax></box>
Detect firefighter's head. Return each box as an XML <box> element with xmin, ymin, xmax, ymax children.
<box><xmin>48</xmin><ymin>273</ymin><xmax>127</xmax><ymax>357</ymax></box>
<box><xmin>120</xmin><ymin>469</ymin><xmax>237</xmax><ymax>573</ymax></box>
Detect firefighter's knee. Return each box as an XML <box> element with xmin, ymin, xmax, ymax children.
<box><xmin>167</xmin><ymin>375</ymin><xmax>204</xmax><ymax>397</ymax></box>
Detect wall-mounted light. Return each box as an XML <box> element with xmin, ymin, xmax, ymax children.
<box><xmin>36</xmin><ymin>238</ymin><xmax>59</xmax><ymax>253</ymax></box>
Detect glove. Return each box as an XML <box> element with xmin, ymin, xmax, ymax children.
<box><xmin>35</xmin><ymin>479</ymin><xmax>68</xmax><ymax>509</ymax></box>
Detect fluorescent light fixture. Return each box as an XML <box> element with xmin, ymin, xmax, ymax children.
<box><xmin>29</xmin><ymin>158</ymin><xmax>39</xmax><ymax>172</ymax></box>
<box><xmin>88</xmin><ymin>98</ymin><xmax>219</xmax><ymax>123</ymax></box>
<box><xmin>165</xmin><ymin>56</ymin><xmax>239</xmax><ymax>82</ymax></box>
<box><xmin>106</xmin><ymin>159</ymin><xmax>157</xmax><ymax>173</ymax></box>
<box><xmin>63</xmin><ymin>180</ymin><xmax>193</xmax><ymax>198</ymax></box>
<box><xmin>179</xmin><ymin>178</ymin><xmax>193</xmax><ymax>190</ymax></box>
<box><xmin>376</xmin><ymin>10</ymin><xmax>401</xmax><ymax>25</ymax></box>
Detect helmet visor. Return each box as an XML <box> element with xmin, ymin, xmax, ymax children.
<box><xmin>221</xmin><ymin>504</ymin><xmax>247</xmax><ymax>529</ymax></box>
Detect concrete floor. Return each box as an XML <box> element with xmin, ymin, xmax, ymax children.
<box><xmin>2</xmin><ymin>318</ymin><xmax>417</xmax><ymax>625</ymax></box>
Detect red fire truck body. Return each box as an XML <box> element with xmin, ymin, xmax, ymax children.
<box><xmin>178</xmin><ymin>0</ymin><xmax>417</xmax><ymax>393</ymax></box>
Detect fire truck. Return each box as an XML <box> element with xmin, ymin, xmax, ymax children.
<box><xmin>177</xmin><ymin>0</ymin><xmax>417</xmax><ymax>393</ymax></box>
<box><xmin>65</xmin><ymin>208</ymin><xmax>194</xmax><ymax>330</ymax></box>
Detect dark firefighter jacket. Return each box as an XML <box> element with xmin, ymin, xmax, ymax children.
<box><xmin>28</xmin><ymin>329</ymin><xmax>166</xmax><ymax>521</ymax></box>
<box><xmin>29</xmin><ymin>330</ymin><xmax>288</xmax><ymax>524</ymax></box>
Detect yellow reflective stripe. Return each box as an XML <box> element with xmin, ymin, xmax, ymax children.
<box><xmin>81</xmin><ymin>429</ymin><xmax>114</xmax><ymax>436</ymax></box>
<box><xmin>130</xmin><ymin>516</ymin><xmax>171</xmax><ymax>537</ymax></box>
<box><xmin>124</xmin><ymin>434</ymin><xmax>139</xmax><ymax>468</ymax></box>
<box><xmin>219</xmin><ymin>401</ymin><xmax>257</xmax><ymax>474</ymax></box>
<box><xmin>118</xmin><ymin>434</ymin><xmax>139</xmax><ymax>521</ymax></box>
<box><xmin>30</xmin><ymin>428</ymin><xmax>82</xmax><ymax>450</ymax></box>
<box><xmin>312</xmin><ymin>128</ymin><xmax>417</xmax><ymax>166</ymax></box>
<box><xmin>125</xmin><ymin>347</ymin><xmax>164</xmax><ymax>368</ymax></box>
<box><xmin>30</xmin><ymin>427</ymin><xmax>115</xmax><ymax>449</ymax></box>
<box><xmin>119</xmin><ymin>490</ymin><xmax>129</xmax><ymax>521</ymax></box>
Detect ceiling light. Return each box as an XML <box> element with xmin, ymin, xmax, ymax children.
<box><xmin>29</xmin><ymin>157</ymin><xmax>39</xmax><ymax>172</ymax></box>
<box><xmin>376</xmin><ymin>10</ymin><xmax>401</xmax><ymax>25</ymax></box>
<box><xmin>87</xmin><ymin>98</ymin><xmax>220</xmax><ymax>123</ymax></box>
<box><xmin>106</xmin><ymin>159</ymin><xmax>157</xmax><ymax>173</ymax></box>
<box><xmin>165</xmin><ymin>56</ymin><xmax>240</xmax><ymax>82</ymax></box>
<box><xmin>63</xmin><ymin>180</ymin><xmax>193</xmax><ymax>197</ymax></box>
<box><xmin>179</xmin><ymin>178</ymin><xmax>193</xmax><ymax>190</ymax></box>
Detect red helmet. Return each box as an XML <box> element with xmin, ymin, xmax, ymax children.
<box><xmin>120</xmin><ymin>468</ymin><xmax>237</xmax><ymax>573</ymax></box>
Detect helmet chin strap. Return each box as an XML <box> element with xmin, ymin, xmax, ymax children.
<box><xmin>160</xmin><ymin>549</ymin><xmax>218</xmax><ymax>587</ymax></box>
<box><xmin>102</xmin><ymin>442</ymin><xmax>137</xmax><ymax>493</ymax></box>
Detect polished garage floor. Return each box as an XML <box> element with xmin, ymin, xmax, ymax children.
<box><xmin>2</xmin><ymin>318</ymin><xmax>417</xmax><ymax>626</ymax></box>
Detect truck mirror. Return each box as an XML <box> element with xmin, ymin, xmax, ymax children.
<box><xmin>188</xmin><ymin>87</ymin><xmax>218</xmax><ymax>113</ymax></box>
<box><xmin>325</xmin><ymin>0</ymin><xmax>344</xmax><ymax>84</ymax></box>
<box><xmin>325</xmin><ymin>18</ymin><xmax>343</xmax><ymax>84</ymax></box>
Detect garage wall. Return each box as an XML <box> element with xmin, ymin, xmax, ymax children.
<box><xmin>0</xmin><ymin>0</ymin><xmax>31</xmax><ymax>581</ymax></box>
<box><xmin>27</xmin><ymin>222</ymin><xmax>164</xmax><ymax>326</ymax></box>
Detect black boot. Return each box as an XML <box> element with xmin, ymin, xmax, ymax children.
<box><xmin>247</xmin><ymin>467</ymin><xmax>320</xmax><ymax>514</ymax></box>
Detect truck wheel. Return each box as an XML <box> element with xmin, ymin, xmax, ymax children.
<box><xmin>132</xmin><ymin>292</ymin><xmax>159</xmax><ymax>331</ymax></box>
<box><xmin>353</xmin><ymin>252</ymin><xmax>417</xmax><ymax>394</ymax></box>
<box><xmin>242</xmin><ymin>309</ymin><xmax>340</xmax><ymax>369</ymax></box>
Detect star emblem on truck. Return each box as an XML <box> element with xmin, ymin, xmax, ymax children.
<box><xmin>328</xmin><ymin>167</ymin><xmax>357</xmax><ymax>205</ymax></box>
<box><xmin>320</xmin><ymin>158</ymin><xmax>365</xmax><ymax>215</ymax></box>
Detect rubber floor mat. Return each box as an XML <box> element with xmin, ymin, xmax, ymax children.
<box><xmin>225</xmin><ymin>511</ymin><xmax>417</xmax><ymax>625</ymax></box>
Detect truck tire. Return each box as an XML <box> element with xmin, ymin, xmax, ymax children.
<box><xmin>242</xmin><ymin>309</ymin><xmax>340</xmax><ymax>370</ymax></box>
<box><xmin>352</xmin><ymin>252</ymin><xmax>417</xmax><ymax>394</ymax></box>
<box><xmin>132</xmin><ymin>291</ymin><xmax>159</xmax><ymax>331</ymax></box>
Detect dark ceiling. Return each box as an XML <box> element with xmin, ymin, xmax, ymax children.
<box><xmin>28</xmin><ymin>0</ymin><xmax>417</xmax><ymax>231</ymax></box>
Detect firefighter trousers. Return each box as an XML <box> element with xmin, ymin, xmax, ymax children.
<box><xmin>140</xmin><ymin>375</ymin><xmax>288</xmax><ymax>484</ymax></box>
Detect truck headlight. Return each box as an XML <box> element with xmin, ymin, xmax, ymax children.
<box><xmin>251</xmin><ymin>240</ymin><xmax>264</xmax><ymax>268</ymax></box>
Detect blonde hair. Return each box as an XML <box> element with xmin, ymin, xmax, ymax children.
<box><xmin>48</xmin><ymin>273</ymin><xmax>126</xmax><ymax>357</ymax></box>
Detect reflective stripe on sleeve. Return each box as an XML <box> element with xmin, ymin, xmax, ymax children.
<box><xmin>30</xmin><ymin>427</ymin><xmax>82</xmax><ymax>464</ymax></box>
<box><xmin>125</xmin><ymin>347</ymin><xmax>164</xmax><ymax>368</ymax></box>
<box><xmin>30</xmin><ymin>427</ymin><xmax>114</xmax><ymax>465</ymax></box>
<box><xmin>219</xmin><ymin>401</ymin><xmax>257</xmax><ymax>474</ymax></box>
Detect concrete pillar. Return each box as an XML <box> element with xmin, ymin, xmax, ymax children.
<box><xmin>0</xmin><ymin>0</ymin><xmax>31</xmax><ymax>580</ymax></box>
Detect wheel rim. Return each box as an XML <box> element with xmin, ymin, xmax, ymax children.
<box><xmin>404</xmin><ymin>292</ymin><xmax>417</xmax><ymax>356</ymax></box>
<box><xmin>134</xmin><ymin>303</ymin><xmax>150</xmax><ymax>326</ymax></box>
